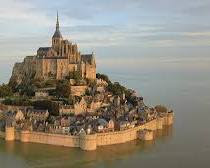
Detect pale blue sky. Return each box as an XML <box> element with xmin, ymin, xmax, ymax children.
<box><xmin>0</xmin><ymin>0</ymin><xmax>210</xmax><ymax>83</ymax></box>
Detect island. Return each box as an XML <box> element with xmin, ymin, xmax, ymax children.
<box><xmin>0</xmin><ymin>13</ymin><xmax>174</xmax><ymax>151</ymax></box>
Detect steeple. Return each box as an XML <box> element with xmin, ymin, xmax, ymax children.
<box><xmin>56</xmin><ymin>11</ymin><xmax>59</xmax><ymax>31</ymax></box>
<box><xmin>52</xmin><ymin>11</ymin><xmax>62</xmax><ymax>39</ymax></box>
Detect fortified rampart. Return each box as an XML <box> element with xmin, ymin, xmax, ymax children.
<box><xmin>1</xmin><ymin>113</ymin><xmax>174</xmax><ymax>151</ymax></box>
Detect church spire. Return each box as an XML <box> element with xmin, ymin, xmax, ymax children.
<box><xmin>56</xmin><ymin>11</ymin><xmax>59</xmax><ymax>31</ymax></box>
<box><xmin>52</xmin><ymin>11</ymin><xmax>62</xmax><ymax>39</ymax></box>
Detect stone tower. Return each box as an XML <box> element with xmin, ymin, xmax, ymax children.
<box><xmin>52</xmin><ymin>11</ymin><xmax>63</xmax><ymax>56</ymax></box>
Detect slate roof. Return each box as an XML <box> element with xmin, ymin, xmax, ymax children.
<box><xmin>81</xmin><ymin>54</ymin><xmax>95</xmax><ymax>64</ymax></box>
<box><xmin>97</xmin><ymin>118</ymin><xmax>108</xmax><ymax>126</ymax></box>
<box><xmin>52</xmin><ymin>30</ymin><xmax>62</xmax><ymax>38</ymax></box>
<box><xmin>37</xmin><ymin>47</ymin><xmax>51</xmax><ymax>52</ymax></box>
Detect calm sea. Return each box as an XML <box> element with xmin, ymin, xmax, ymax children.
<box><xmin>0</xmin><ymin>62</ymin><xmax>210</xmax><ymax>168</ymax></box>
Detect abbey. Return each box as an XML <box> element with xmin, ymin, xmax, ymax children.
<box><xmin>36</xmin><ymin>13</ymin><xmax>96</xmax><ymax>80</ymax></box>
<box><xmin>10</xmin><ymin>13</ymin><xmax>96</xmax><ymax>85</ymax></box>
<box><xmin>1</xmin><ymin>12</ymin><xmax>175</xmax><ymax>152</ymax></box>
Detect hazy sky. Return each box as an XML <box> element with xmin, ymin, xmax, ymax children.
<box><xmin>1</xmin><ymin>0</ymin><xmax>210</xmax><ymax>83</ymax></box>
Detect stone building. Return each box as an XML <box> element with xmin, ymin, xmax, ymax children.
<box><xmin>5</xmin><ymin>110</ymin><xmax>25</xmax><ymax>122</ymax></box>
<box><xmin>10</xmin><ymin>12</ymin><xmax>96</xmax><ymax>85</ymax></box>
<box><xmin>59</xmin><ymin>97</ymin><xmax>87</xmax><ymax>115</ymax></box>
<box><xmin>26</xmin><ymin>109</ymin><xmax>49</xmax><ymax>122</ymax></box>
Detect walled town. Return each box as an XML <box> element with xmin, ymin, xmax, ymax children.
<box><xmin>0</xmin><ymin>13</ymin><xmax>174</xmax><ymax>151</ymax></box>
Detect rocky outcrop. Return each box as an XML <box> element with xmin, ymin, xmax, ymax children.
<box><xmin>9</xmin><ymin>56</ymin><xmax>37</xmax><ymax>86</ymax></box>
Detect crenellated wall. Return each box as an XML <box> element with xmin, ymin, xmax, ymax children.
<box><xmin>3</xmin><ymin>114</ymin><xmax>174</xmax><ymax>151</ymax></box>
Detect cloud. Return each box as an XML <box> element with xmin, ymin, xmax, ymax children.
<box><xmin>0</xmin><ymin>0</ymin><xmax>51</xmax><ymax>26</ymax></box>
<box><xmin>182</xmin><ymin>1</ymin><xmax>210</xmax><ymax>16</ymax></box>
<box><xmin>184</xmin><ymin>32</ymin><xmax>210</xmax><ymax>37</ymax></box>
<box><xmin>0</xmin><ymin>0</ymin><xmax>210</xmax><ymax>60</ymax></box>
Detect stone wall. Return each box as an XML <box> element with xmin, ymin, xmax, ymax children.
<box><xmin>70</xmin><ymin>85</ymin><xmax>87</xmax><ymax>96</ymax></box>
<box><xmin>139</xmin><ymin>130</ymin><xmax>153</xmax><ymax>141</ymax></box>
<box><xmin>68</xmin><ymin>64</ymin><xmax>78</xmax><ymax>72</ymax></box>
<box><xmin>56</xmin><ymin>59</ymin><xmax>69</xmax><ymax>79</ymax></box>
<box><xmin>5</xmin><ymin>127</ymin><xmax>15</xmax><ymax>141</ymax></box>
<box><xmin>96</xmin><ymin>119</ymin><xmax>158</xmax><ymax>146</ymax></box>
<box><xmin>3</xmin><ymin>114</ymin><xmax>174</xmax><ymax>151</ymax></box>
<box><xmin>79</xmin><ymin>134</ymin><xmax>97</xmax><ymax>151</ymax></box>
<box><xmin>35</xmin><ymin>58</ymin><xmax>44</xmax><ymax>79</ymax></box>
<box><xmin>85</xmin><ymin>64</ymin><xmax>96</xmax><ymax>80</ymax></box>
<box><xmin>10</xmin><ymin>54</ymin><xmax>96</xmax><ymax>85</ymax></box>
<box><xmin>19</xmin><ymin>131</ymin><xmax>80</xmax><ymax>147</ymax></box>
<box><xmin>43</xmin><ymin>59</ymin><xmax>57</xmax><ymax>78</ymax></box>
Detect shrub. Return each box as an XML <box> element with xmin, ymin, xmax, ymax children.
<box><xmin>0</xmin><ymin>84</ymin><xmax>13</xmax><ymax>98</ymax></box>
<box><xmin>18</xmin><ymin>84</ymin><xmax>35</xmax><ymax>97</ymax></box>
<box><xmin>107</xmin><ymin>82</ymin><xmax>126</xmax><ymax>96</ymax></box>
<box><xmin>66</xmin><ymin>71</ymin><xmax>82</xmax><ymax>81</ymax></box>
<box><xmin>155</xmin><ymin>105</ymin><xmax>168</xmax><ymax>113</ymax></box>
<box><xmin>96</xmin><ymin>73</ymin><xmax>110</xmax><ymax>83</ymax></box>
<box><xmin>56</xmin><ymin>80</ymin><xmax>70</xmax><ymax>98</ymax></box>
<box><xmin>86</xmin><ymin>79</ymin><xmax>96</xmax><ymax>87</ymax></box>
<box><xmin>2</xmin><ymin>97</ymin><xmax>32</xmax><ymax>106</ymax></box>
<box><xmin>33</xmin><ymin>100</ymin><xmax>59</xmax><ymax>116</ymax></box>
<box><xmin>44</xmin><ymin>79</ymin><xmax>56</xmax><ymax>87</ymax></box>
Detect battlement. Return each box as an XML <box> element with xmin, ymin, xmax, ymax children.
<box><xmin>3</xmin><ymin>114</ymin><xmax>174</xmax><ymax>151</ymax></box>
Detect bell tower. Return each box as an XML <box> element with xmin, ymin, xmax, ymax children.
<box><xmin>52</xmin><ymin>11</ymin><xmax>63</xmax><ymax>56</ymax></box>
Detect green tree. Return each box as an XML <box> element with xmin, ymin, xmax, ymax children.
<box><xmin>86</xmin><ymin>79</ymin><xmax>96</xmax><ymax>87</ymax></box>
<box><xmin>56</xmin><ymin>80</ymin><xmax>70</xmax><ymax>98</ymax></box>
<box><xmin>107</xmin><ymin>82</ymin><xmax>127</xmax><ymax>96</ymax></box>
<box><xmin>18</xmin><ymin>84</ymin><xmax>35</xmax><ymax>97</ymax></box>
<box><xmin>2</xmin><ymin>98</ymin><xmax>13</xmax><ymax>105</ymax></box>
<box><xmin>96</xmin><ymin>73</ymin><xmax>110</xmax><ymax>83</ymax></box>
<box><xmin>73</xmin><ymin>71</ymin><xmax>82</xmax><ymax>81</ymax></box>
<box><xmin>66</xmin><ymin>71</ymin><xmax>82</xmax><ymax>81</ymax></box>
<box><xmin>8</xmin><ymin>79</ymin><xmax>19</xmax><ymax>92</ymax></box>
<box><xmin>155</xmin><ymin>105</ymin><xmax>168</xmax><ymax>113</ymax></box>
<box><xmin>0</xmin><ymin>84</ymin><xmax>13</xmax><ymax>97</ymax></box>
<box><xmin>33</xmin><ymin>100</ymin><xmax>59</xmax><ymax>116</ymax></box>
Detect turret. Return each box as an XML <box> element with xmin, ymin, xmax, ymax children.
<box><xmin>5</xmin><ymin>122</ymin><xmax>15</xmax><ymax>141</ymax></box>
<box><xmin>91</xmin><ymin>52</ymin><xmax>96</xmax><ymax>66</ymax></box>
<box><xmin>52</xmin><ymin>11</ymin><xmax>63</xmax><ymax>55</ymax></box>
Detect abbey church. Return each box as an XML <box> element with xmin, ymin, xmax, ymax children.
<box><xmin>10</xmin><ymin>13</ymin><xmax>96</xmax><ymax>85</ymax></box>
